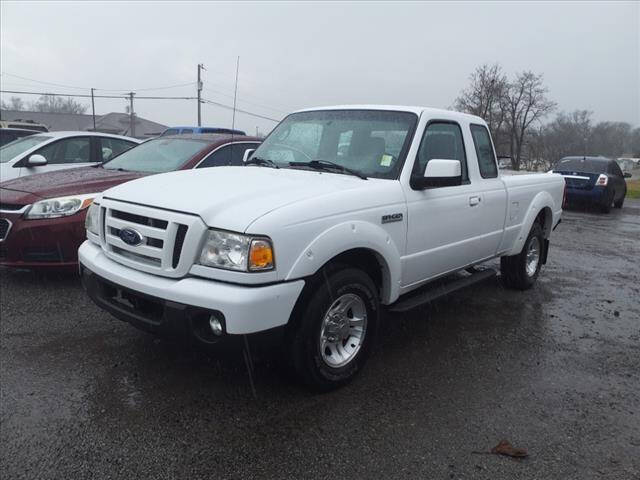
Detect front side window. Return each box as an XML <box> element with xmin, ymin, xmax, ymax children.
<box><xmin>36</xmin><ymin>137</ymin><xmax>91</xmax><ymax>164</ymax></box>
<box><xmin>251</xmin><ymin>110</ymin><xmax>418</xmax><ymax>179</ymax></box>
<box><xmin>99</xmin><ymin>138</ymin><xmax>136</xmax><ymax>161</ymax></box>
<box><xmin>181</xmin><ymin>129</ymin><xmax>193</xmax><ymax>135</ymax></box>
<box><xmin>102</xmin><ymin>138</ymin><xmax>206</xmax><ymax>173</ymax></box>
<box><xmin>0</xmin><ymin>135</ymin><xmax>52</xmax><ymax>163</ymax></box>
<box><xmin>197</xmin><ymin>143</ymin><xmax>260</xmax><ymax>169</ymax></box>
<box><xmin>414</xmin><ymin>122</ymin><xmax>468</xmax><ymax>181</ymax></box>
<box><xmin>470</xmin><ymin>124</ymin><xmax>498</xmax><ymax>178</ymax></box>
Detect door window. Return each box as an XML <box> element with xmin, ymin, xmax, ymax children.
<box><xmin>99</xmin><ymin>138</ymin><xmax>136</xmax><ymax>161</ymax></box>
<box><xmin>35</xmin><ymin>137</ymin><xmax>91</xmax><ymax>164</ymax></box>
<box><xmin>415</xmin><ymin>122</ymin><xmax>468</xmax><ymax>181</ymax></box>
<box><xmin>197</xmin><ymin>143</ymin><xmax>259</xmax><ymax>168</ymax></box>
<box><xmin>470</xmin><ymin>125</ymin><xmax>498</xmax><ymax>178</ymax></box>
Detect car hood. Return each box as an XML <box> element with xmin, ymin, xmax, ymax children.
<box><xmin>102</xmin><ymin>166</ymin><xmax>376</xmax><ymax>232</ymax></box>
<box><xmin>0</xmin><ymin>167</ymin><xmax>148</xmax><ymax>202</ymax></box>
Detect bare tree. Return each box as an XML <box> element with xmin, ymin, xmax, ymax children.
<box><xmin>453</xmin><ymin>63</ymin><xmax>508</xmax><ymax>147</ymax></box>
<box><xmin>503</xmin><ymin>71</ymin><xmax>556</xmax><ymax>170</ymax></box>
<box><xmin>30</xmin><ymin>94</ymin><xmax>87</xmax><ymax>114</ymax></box>
<box><xmin>1</xmin><ymin>96</ymin><xmax>26</xmax><ymax>111</ymax></box>
<box><xmin>590</xmin><ymin>121</ymin><xmax>632</xmax><ymax>158</ymax></box>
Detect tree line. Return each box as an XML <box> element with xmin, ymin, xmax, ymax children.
<box><xmin>454</xmin><ymin>63</ymin><xmax>640</xmax><ymax>171</ymax></box>
<box><xmin>1</xmin><ymin>94</ymin><xmax>87</xmax><ymax>115</ymax></box>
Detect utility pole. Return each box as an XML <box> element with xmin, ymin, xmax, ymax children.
<box><xmin>128</xmin><ymin>92</ymin><xmax>135</xmax><ymax>137</ymax></box>
<box><xmin>91</xmin><ymin>88</ymin><xmax>96</xmax><ymax>130</ymax></box>
<box><xmin>197</xmin><ymin>63</ymin><xmax>205</xmax><ymax>126</ymax></box>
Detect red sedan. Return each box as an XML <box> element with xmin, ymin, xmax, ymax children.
<box><xmin>0</xmin><ymin>134</ymin><xmax>260</xmax><ymax>270</ymax></box>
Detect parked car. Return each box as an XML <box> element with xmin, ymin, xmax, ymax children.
<box><xmin>552</xmin><ymin>156</ymin><xmax>630</xmax><ymax>212</ymax></box>
<box><xmin>0</xmin><ymin>131</ymin><xmax>140</xmax><ymax>182</ymax></box>
<box><xmin>78</xmin><ymin>105</ymin><xmax>564</xmax><ymax>390</ymax></box>
<box><xmin>0</xmin><ymin>128</ymin><xmax>38</xmax><ymax>147</ymax></box>
<box><xmin>0</xmin><ymin>134</ymin><xmax>261</xmax><ymax>270</ymax></box>
<box><xmin>161</xmin><ymin>126</ymin><xmax>246</xmax><ymax>136</ymax></box>
<box><xmin>0</xmin><ymin>119</ymin><xmax>49</xmax><ymax>132</ymax></box>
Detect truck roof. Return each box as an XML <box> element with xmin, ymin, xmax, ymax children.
<box><xmin>294</xmin><ymin>105</ymin><xmax>485</xmax><ymax>123</ymax></box>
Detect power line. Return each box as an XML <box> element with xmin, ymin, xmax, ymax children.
<box><xmin>0</xmin><ymin>72</ymin><xmax>195</xmax><ymax>93</ymax></box>
<box><xmin>201</xmin><ymin>98</ymin><xmax>281</xmax><ymax>122</ymax></box>
<box><xmin>0</xmin><ymin>89</ymin><xmax>197</xmax><ymax>100</ymax></box>
<box><xmin>0</xmin><ymin>89</ymin><xmax>282</xmax><ymax>122</ymax></box>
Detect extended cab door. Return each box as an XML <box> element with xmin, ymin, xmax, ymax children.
<box><xmin>400</xmin><ymin>119</ymin><xmax>506</xmax><ymax>290</ymax></box>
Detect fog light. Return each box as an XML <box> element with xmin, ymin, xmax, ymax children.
<box><xmin>209</xmin><ymin>314</ymin><xmax>223</xmax><ymax>336</ymax></box>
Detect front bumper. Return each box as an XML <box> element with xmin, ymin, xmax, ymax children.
<box><xmin>79</xmin><ymin>240</ymin><xmax>305</xmax><ymax>337</ymax></box>
<box><xmin>0</xmin><ymin>211</ymin><xmax>86</xmax><ymax>269</ymax></box>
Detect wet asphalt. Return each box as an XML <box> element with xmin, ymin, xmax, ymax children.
<box><xmin>1</xmin><ymin>200</ymin><xmax>639</xmax><ymax>479</ymax></box>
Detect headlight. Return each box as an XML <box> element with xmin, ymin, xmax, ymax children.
<box><xmin>85</xmin><ymin>202</ymin><xmax>100</xmax><ymax>237</ymax></box>
<box><xmin>199</xmin><ymin>229</ymin><xmax>274</xmax><ymax>272</ymax></box>
<box><xmin>25</xmin><ymin>193</ymin><xmax>97</xmax><ymax>219</ymax></box>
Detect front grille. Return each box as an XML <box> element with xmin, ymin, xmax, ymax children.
<box><xmin>0</xmin><ymin>203</ymin><xmax>26</xmax><ymax>211</ymax></box>
<box><xmin>0</xmin><ymin>218</ymin><xmax>11</xmax><ymax>241</ymax></box>
<box><xmin>98</xmin><ymin>198</ymin><xmax>204</xmax><ymax>278</ymax></box>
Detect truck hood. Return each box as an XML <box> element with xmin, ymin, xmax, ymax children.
<box><xmin>102</xmin><ymin>166</ymin><xmax>375</xmax><ymax>232</ymax></box>
<box><xmin>0</xmin><ymin>166</ymin><xmax>147</xmax><ymax>202</ymax></box>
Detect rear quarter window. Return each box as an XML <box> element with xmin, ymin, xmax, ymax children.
<box><xmin>470</xmin><ymin>124</ymin><xmax>498</xmax><ymax>178</ymax></box>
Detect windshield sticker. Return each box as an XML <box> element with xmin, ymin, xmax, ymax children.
<box><xmin>380</xmin><ymin>154</ymin><xmax>393</xmax><ymax>167</ymax></box>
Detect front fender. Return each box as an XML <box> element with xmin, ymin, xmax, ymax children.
<box><xmin>285</xmin><ymin>221</ymin><xmax>401</xmax><ymax>304</ymax></box>
<box><xmin>506</xmin><ymin>190</ymin><xmax>555</xmax><ymax>256</ymax></box>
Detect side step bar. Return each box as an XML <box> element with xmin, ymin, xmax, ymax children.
<box><xmin>388</xmin><ymin>268</ymin><xmax>497</xmax><ymax>313</ymax></box>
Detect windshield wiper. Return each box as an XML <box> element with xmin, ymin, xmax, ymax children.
<box><xmin>245</xmin><ymin>156</ymin><xmax>280</xmax><ymax>169</ymax></box>
<box><xmin>289</xmin><ymin>159</ymin><xmax>367</xmax><ymax>180</ymax></box>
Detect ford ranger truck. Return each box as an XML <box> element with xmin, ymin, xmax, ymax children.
<box><xmin>79</xmin><ymin>106</ymin><xmax>564</xmax><ymax>390</ymax></box>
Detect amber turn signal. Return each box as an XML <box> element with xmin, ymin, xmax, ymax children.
<box><xmin>249</xmin><ymin>239</ymin><xmax>274</xmax><ymax>270</ymax></box>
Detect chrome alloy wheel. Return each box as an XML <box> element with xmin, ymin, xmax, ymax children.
<box><xmin>319</xmin><ymin>293</ymin><xmax>367</xmax><ymax>368</ymax></box>
<box><xmin>526</xmin><ymin>236</ymin><xmax>541</xmax><ymax>277</ymax></box>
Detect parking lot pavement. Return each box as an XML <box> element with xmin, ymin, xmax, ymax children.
<box><xmin>1</xmin><ymin>201</ymin><xmax>639</xmax><ymax>480</ymax></box>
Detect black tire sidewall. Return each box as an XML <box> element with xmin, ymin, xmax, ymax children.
<box><xmin>290</xmin><ymin>267</ymin><xmax>380</xmax><ymax>390</ymax></box>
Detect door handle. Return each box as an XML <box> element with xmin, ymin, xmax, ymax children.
<box><xmin>469</xmin><ymin>196</ymin><xmax>481</xmax><ymax>206</ymax></box>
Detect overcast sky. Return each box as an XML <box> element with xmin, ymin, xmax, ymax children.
<box><xmin>1</xmin><ymin>1</ymin><xmax>638</xmax><ymax>134</ymax></box>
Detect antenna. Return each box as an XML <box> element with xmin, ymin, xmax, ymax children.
<box><xmin>231</xmin><ymin>56</ymin><xmax>239</xmax><ymax>135</ymax></box>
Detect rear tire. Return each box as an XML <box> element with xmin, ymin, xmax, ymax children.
<box><xmin>614</xmin><ymin>194</ymin><xmax>624</xmax><ymax>209</ymax></box>
<box><xmin>500</xmin><ymin>222</ymin><xmax>544</xmax><ymax>290</ymax></box>
<box><xmin>600</xmin><ymin>190</ymin><xmax>613</xmax><ymax>213</ymax></box>
<box><xmin>287</xmin><ymin>266</ymin><xmax>380</xmax><ymax>391</ymax></box>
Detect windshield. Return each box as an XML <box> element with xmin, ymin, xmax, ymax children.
<box><xmin>252</xmin><ymin>110</ymin><xmax>418</xmax><ymax>179</ymax></box>
<box><xmin>0</xmin><ymin>135</ymin><xmax>52</xmax><ymax>163</ymax></box>
<box><xmin>555</xmin><ymin>157</ymin><xmax>608</xmax><ymax>174</ymax></box>
<box><xmin>103</xmin><ymin>137</ymin><xmax>207</xmax><ymax>173</ymax></box>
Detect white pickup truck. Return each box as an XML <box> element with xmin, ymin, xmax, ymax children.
<box><xmin>80</xmin><ymin>105</ymin><xmax>564</xmax><ymax>390</ymax></box>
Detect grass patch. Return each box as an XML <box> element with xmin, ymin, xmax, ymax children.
<box><xmin>627</xmin><ymin>179</ymin><xmax>640</xmax><ymax>199</ymax></box>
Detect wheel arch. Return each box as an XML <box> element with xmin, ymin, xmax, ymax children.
<box><xmin>284</xmin><ymin>221</ymin><xmax>401</xmax><ymax>304</ymax></box>
<box><xmin>506</xmin><ymin>191</ymin><xmax>555</xmax><ymax>256</ymax></box>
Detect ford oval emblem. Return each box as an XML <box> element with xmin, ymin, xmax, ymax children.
<box><xmin>119</xmin><ymin>227</ymin><xmax>143</xmax><ymax>246</ymax></box>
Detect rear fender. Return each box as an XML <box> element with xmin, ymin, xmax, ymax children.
<box><xmin>285</xmin><ymin>221</ymin><xmax>401</xmax><ymax>304</ymax></box>
<box><xmin>506</xmin><ymin>190</ymin><xmax>555</xmax><ymax>256</ymax></box>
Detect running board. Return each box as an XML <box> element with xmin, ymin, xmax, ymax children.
<box><xmin>388</xmin><ymin>268</ymin><xmax>497</xmax><ymax>313</ymax></box>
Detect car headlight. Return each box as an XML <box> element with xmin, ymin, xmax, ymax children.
<box><xmin>25</xmin><ymin>193</ymin><xmax>97</xmax><ymax>219</ymax></box>
<box><xmin>199</xmin><ymin>229</ymin><xmax>274</xmax><ymax>272</ymax></box>
<box><xmin>85</xmin><ymin>202</ymin><xmax>100</xmax><ymax>237</ymax></box>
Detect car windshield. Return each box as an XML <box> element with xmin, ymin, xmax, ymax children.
<box><xmin>102</xmin><ymin>137</ymin><xmax>208</xmax><ymax>173</ymax></box>
<box><xmin>555</xmin><ymin>157</ymin><xmax>608</xmax><ymax>174</ymax></box>
<box><xmin>252</xmin><ymin>110</ymin><xmax>418</xmax><ymax>179</ymax></box>
<box><xmin>0</xmin><ymin>135</ymin><xmax>52</xmax><ymax>163</ymax></box>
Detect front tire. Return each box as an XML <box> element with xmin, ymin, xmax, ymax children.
<box><xmin>287</xmin><ymin>266</ymin><xmax>380</xmax><ymax>391</ymax></box>
<box><xmin>614</xmin><ymin>193</ymin><xmax>625</xmax><ymax>209</ymax></box>
<box><xmin>500</xmin><ymin>222</ymin><xmax>544</xmax><ymax>290</ymax></box>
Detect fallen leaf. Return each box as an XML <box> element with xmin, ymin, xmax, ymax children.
<box><xmin>491</xmin><ymin>439</ymin><xmax>528</xmax><ymax>458</ymax></box>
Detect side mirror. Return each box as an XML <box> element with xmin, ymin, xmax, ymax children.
<box><xmin>242</xmin><ymin>149</ymin><xmax>255</xmax><ymax>163</ymax></box>
<box><xmin>26</xmin><ymin>154</ymin><xmax>48</xmax><ymax>167</ymax></box>
<box><xmin>623</xmin><ymin>172</ymin><xmax>632</xmax><ymax>178</ymax></box>
<box><xmin>411</xmin><ymin>159</ymin><xmax>462</xmax><ymax>190</ymax></box>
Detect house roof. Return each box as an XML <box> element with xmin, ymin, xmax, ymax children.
<box><xmin>0</xmin><ymin>109</ymin><xmax>167</xmax><ymax>139</ymax></box>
